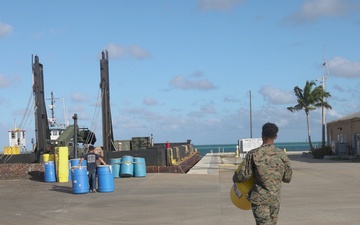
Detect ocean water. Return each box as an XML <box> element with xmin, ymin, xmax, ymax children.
<box><xmin>194</xmin><ymin>142</ymin><xmax>321</xmax><ymax>158</ymax></box>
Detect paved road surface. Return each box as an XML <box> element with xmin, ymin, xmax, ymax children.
<box><xmin>0</xmin><ymin>153</ymin><xmax>359</xmax><ymax>225</ymax></box>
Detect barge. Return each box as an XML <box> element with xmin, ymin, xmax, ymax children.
<box><xmin>0</xmin><ymin>52</ymin><xmax>200</xmax><ymax>179</ymax></box>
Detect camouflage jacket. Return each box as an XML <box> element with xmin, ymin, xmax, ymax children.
<box><xmin>232</xmin><ymin>144</ymin><xmax>292</xmax><ymax>205</ymax></box>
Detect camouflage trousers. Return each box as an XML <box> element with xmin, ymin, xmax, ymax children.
<box><xmin>251</xmin><ymin>202</ymin><xmax>280</xmax><ymax>225</ymax></box>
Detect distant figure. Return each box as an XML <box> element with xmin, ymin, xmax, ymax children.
<box><xmin>80</xmin><ymin>144</ymin><xmax>89</xmax><ymax>158</ymax></box>
<box><xmin>233</xmin><ymin>122</ymin><xmax>292</xmax><ymax>225</ymax></box>
<box><xmin>79</xmin><ymin>145</ymin><xmax>106</xmax><ymax>193</ymax></box>
<box><xmin>151</xmin><ymin>134</ymin><xmax>154</xmax><ymax>147</ymax></box>
<box><xmin>166</xmin><ymin>141</ymin><xmax>171</xmax><ymax>149</ymax></box>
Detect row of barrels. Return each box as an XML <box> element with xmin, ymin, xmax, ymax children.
<box><xmin>43</xmin><ymin>155</ymin><xmax>146</xmax><ymax>194</ymax></box>
<box><xmin>43</xmin><ymin>158</ymin><xmax>86</xmax><ymax>183</ymax></box>
<box><xmin>109</xmin><ymin>155</ymin><xmax>147</xmax><ymax>178</ymax></box>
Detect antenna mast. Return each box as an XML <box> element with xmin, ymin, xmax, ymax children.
<box><xmin>46</xmin><ymin>91</ymin><xmax>59</xmax><ymax>127</ymax></box>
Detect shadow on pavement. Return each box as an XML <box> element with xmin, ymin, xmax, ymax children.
<box><xmin>50</xmin><ymin>185</ymin><xmax>73</xmax><ymax>194</ymax></box>
<box><xmin>28</xmin><ymin>171</ymin><xmax>44</xmax><ymax>182</ymax></box>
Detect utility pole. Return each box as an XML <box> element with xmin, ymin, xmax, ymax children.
<box><xmin>321</xmin><ymin>45</ymin><xmax>328</xmax><ymax>148</ymax></box>
<box><xmin>249</xmin><ymin>90</ymin><xmax>252</xmax><ymax>138</ymax></box>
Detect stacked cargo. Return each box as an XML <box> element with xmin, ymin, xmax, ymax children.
<box><xmin>131</xmin><ymin>137</ymin><xmax>150</xmax><ymax>150</ymax></box>
<box><xmin>115</xmin><ymin>140</ymin><xmax>131</xmax><ymax>150</ymax></box>
<box><xmin>55</xmin><ymin>147</ymin><xmax>69</xmax><ymax>182</ymax></box>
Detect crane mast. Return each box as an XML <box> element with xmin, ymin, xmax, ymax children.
<box><xmin>32</xmin><ymin>55</ymin><xmax>51</xmax><ymax>158</ymax></box>
<box><xmin>32</xmin><ymin>55</ymin><xmax>97</xmax><ymax>162</ymax></box>
<box><xmin>100</xmin><ymin>50</ymin><xmax>115</xmax><ymax>151</ymax></box>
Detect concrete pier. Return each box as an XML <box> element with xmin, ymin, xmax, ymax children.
<box><xmin>1</xmin><ymin>152</ymin><xmax>359</xmax><ymax>225</ymax></box>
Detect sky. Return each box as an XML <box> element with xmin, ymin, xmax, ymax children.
<box><xmin>1</xmin><ymin>0</ymin><xmax>360</xmax><ymax>150</ymax></box>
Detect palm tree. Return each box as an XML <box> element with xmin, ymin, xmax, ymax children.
<box><xmin>287</xmin><ymin>80</ymin><xmax>332</xmax><ymax>150</ymax></box>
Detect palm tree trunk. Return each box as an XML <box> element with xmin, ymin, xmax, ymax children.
<box><xmin>306</xmin><ymin>112</ymin><xmax>314</xmax><ymax>150</ymax></box>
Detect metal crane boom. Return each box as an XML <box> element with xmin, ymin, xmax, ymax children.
<box><xmin>32</xmin><ymin>55</ymin><xmax>51</xmax><ymax>158</ymax></box>
<box><xmin>100</xmin><ymin>50</ymin><xmax>115</xmax><ymax>151</ymax></box>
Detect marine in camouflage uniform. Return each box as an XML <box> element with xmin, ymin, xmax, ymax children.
<box><xmin>233</xmin><ymin>122</ymin><xmax>292</xmax><ymax>225</ymax></box>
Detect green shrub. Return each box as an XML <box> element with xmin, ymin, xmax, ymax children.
<box><xmin>311</xmin><ymin>146</ymin><xmax>334</xmax><ymax>159</ymax></box>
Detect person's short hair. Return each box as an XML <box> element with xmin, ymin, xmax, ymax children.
<box><xmin>89</xmin><ymin>145</ymin><xmax>95</xmax><ymax>151</ymax></box>
<box><xmin>262</xmin><ymin>122</ymin><xmax>278</xmax><ymax>138</ymax></box>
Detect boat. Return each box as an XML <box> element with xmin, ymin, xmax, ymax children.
<box><xmin>97</xmin><ymin>51</ymin><xmax>200</xmax><ymax>172</ymax></box>
<box><xmin>47</xmin><ymin>91</ymin><xmax>68</xmax><ymax>142</ymax></box>
<box><xmin>0</xmin><ymin>53</ymin><xmax>200</xmax><ymax>179</ymax></box>
<box><xmin>106</xmin><ymin>137</ymin><xmax>200</xmax><ymax>173</ymax></box>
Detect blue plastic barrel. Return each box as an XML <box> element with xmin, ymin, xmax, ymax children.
<box><xmin>97</xmin><ymin>165</ymin><xmax>114</xmax><ymax>192</ymax></box>
<box><xmin>70</xmin><ymin>158</ymin><xmax>87</xmax><ymax>167</ymax></box>
<box><xmin>121</xmin><ymin>155</ymin><xmax>134</xmax><ymax>177</ymax></box>
<box><xmin>133</xmin><ymin>157</ymin><xmax>146</xmax><ymax>177</ymax></box>
<box><xmin>109</xmin><ymin>158</ymin><xmax>121</xmax><ymax>178</ymax></box>
<box><xmin>71</xmin><ymin>166</ymin><xmax>89</xmax><ymax>194</ymax></box>
<box><xmin>44</xmin><ymin>161</ymin><xmax>56</xmax><ymax>182</ymax></box>
<box><xmin>68</xmin><ymin>160</ymin><xmax>72</xmax><ymax>181</ymax></box>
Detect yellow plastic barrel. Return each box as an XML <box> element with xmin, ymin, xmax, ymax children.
<box><xmin>230</xmin><ymin>161</ymin><xmax>254</xmax><ymax>210</ymax></box>
<box><xmin>43</xmin><ymin>154</ymin><xmax>50</xmax><ymax>162</ymax></box>
<box><xmin>43</xmin><ymin>154</ymin><xmax>55</xmax><ymax>162</ymax></box>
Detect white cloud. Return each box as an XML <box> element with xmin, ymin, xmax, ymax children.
<box><xmin>188</xmin><ymin>102</ymin><xmax>217</xmax><ymax>119</ymax></box>
<box><xmin>0</xmin><ymin>96</ymin><xmax>6</xmax><ymax>105</ymax></box>
<box><xmin>326</xmin><ymin>109</ymin><xmax>343</xmax><ymax>120</ymax></box>
<box><xmin>328</xmin><ymin>57</ymin><xmax>360</xmax><ymax>78</ymax></box>
<box><xmin>71</xmin><ymin>92</ymin><xmax>88</xmax><ymax>102</ymax></box>
<box><xmin>0</xmin><ymin>75</ymin><xmax>11</xmax><ymax>88</ymax></box>
<box><xmin>259</xmin><ymin>86</ymin><xmax>295</xmax><ymax>104</ymax></box>
<box><xmin>200</xmin><ymin>104</ymin><xmax>217</xmax><ymax>114</ymax></box>
<box><xmin>0</xmin><ymin>22</ymin><xmax>12</xmax><ymax>38</ymax></box>
<box><xmin>67</xmin><ymin>105</ymin><xmax>88</xmax><ymax>122</ymax></box>
<box><xmin>13</xmin><ymin>108</ymin><xmax>28</xmax><ymax>117</ymax></box>
<box><xmin>105</xmin><ymin>43</ymin><xmax>150</xmax><ymax>59</ymax></box>
<box><xmin>95</xmin><ymin>98</ymin><xmax>327</xmax><ymax>144</ymax></box>
<box><xmin>0</xmin><ymin>74</ymin><xmax>18</xmax><ymax>88</ymax></box>
<box><xmin>189</xmin><ymin>70</ymin><xmax>204</xmax><ymax>78</ymax></box>
<box><xmin>128</xmin><ymin>45</ymin><xmax>150</xmax><ymax>59</ymax></box>
<box><xmin>197</xmin><ymin>0</ymin><xmax>244</xmax><ymax>11</ymax></box>
<box><xmin>224</xmin><ymin>96</ymin><xmax>240</xmax><ymax>102</ymax></box>
<box><xmin>143</xmin><ymin>97</ymin><xmax>158</xmax><ymax>106</ymax></box>
<box><xmin>333</xmin><ymin>84</ymin><xmax>345</xmax><ymax>92</ymax></box>
<box><xmin>284</xmin><ymin>0</ymin><xmax>360</xmax><ymax>25</ymax></box>
<box><xmin>106</xmin><ymin>43</ymin><xmax>126</xmax><ymax>59</ymax></box>
<box><xmin>32</xmin><ymin>28</ymin><xmax>66</xmax><ymax>39</ymax></box>
<box><xmin>170</xmin><ymin>75</ymin><xmax>216</xmax><ymax>90</ymax></box>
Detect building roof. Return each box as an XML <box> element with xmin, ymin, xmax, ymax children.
<box><xmin>328</xmin><ymin>111</ymin><xmax>360</xmax><ymax>124</ymax></box>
